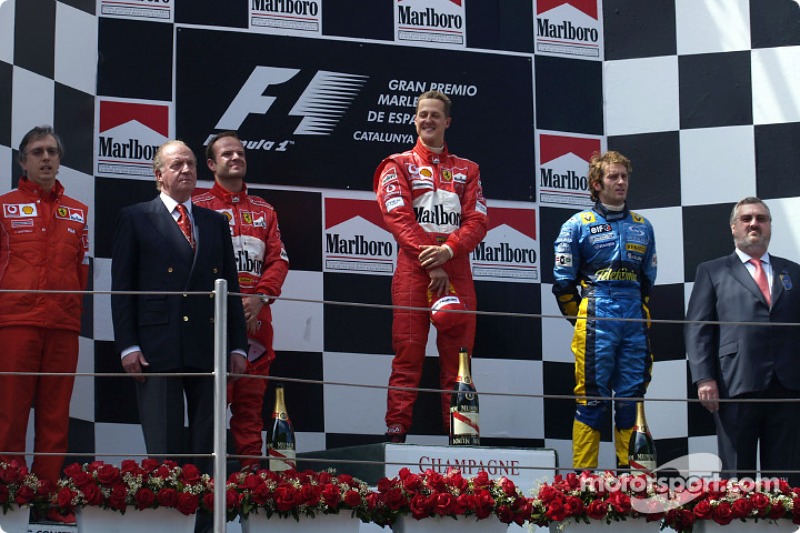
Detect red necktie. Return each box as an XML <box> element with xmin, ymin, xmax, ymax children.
<box><xmin>176</xmin><ymin>204</ymin><xmax>195</xmax><ymax>250</ymax></box>
<box><xmin>749</xmin><ymin>259</ymin><xmax>770</xmax><ymax>306</ymax></box>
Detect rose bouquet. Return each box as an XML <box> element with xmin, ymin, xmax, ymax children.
<box><xmin>678</xmin><ymin>477</ymin><xmax>799</xmax><ymax>530</ymax></box>
<box><xmin>530</xmin><ymin>470</ymin><xmax>800</xmax><ymax>533</ymax></box>
<box><xmin>52</xmin><ymin>459</ymin><xmax>213</xmax><ymax>515</ymax></box>
<box><xmin>226</xmin><ymin>468</ymin><xmax>371</xmax><ymax>522</ymax></box>
<box><xmin>0</xmin><ymin>460</ymin><xmax>48</xmax><ymax>515</ymax></box>
<box><xmin>530</xmin><ymin>470</ymin><xmax>665</xmax><ymax>528</ymax></box>
<box><xmin>369</xmin><ymin>467</ymin><xmax>531</xmax><ymax>527</ymax></box>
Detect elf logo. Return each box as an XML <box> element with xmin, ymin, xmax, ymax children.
<box><xmin>216</xmin><ymin>67</ymin><xmax>368</xmax><ymax>135</ymax></box>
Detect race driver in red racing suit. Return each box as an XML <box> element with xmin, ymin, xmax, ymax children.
<box><xmin>194</xmin><ymin>132</ymin><xmax>289</xmax><ymax>469</ymax></box>
<box><xmin>374</xmin><ymin>91</ymin><xmax>488</xmax><ymax>442</ymax></box>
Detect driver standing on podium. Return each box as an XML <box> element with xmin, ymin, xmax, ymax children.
<box><xmin>374</xmin><ymin>91</ymin><xmax>488</xmax><ymax>443</ymax></box>
<box><xmin>553</xmin><ymin>151</ymin><xmax>656</xmax><ymax>471</ymax></box>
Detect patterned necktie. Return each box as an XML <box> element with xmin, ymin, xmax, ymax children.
<box><xmin>749</xmin><ymin>258</ymin><xmax>770</xmax><ymax>306</ymax></box>
<box><xmin>176</xmin><ymin>203</ymin><xmax>195</xmax><ymax>250</ymax></box>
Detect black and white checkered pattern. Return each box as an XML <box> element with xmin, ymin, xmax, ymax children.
<box><xmin>3</xmin><ymin>0</ymin><xmax>800</xmax><ymax>475</ymax></box>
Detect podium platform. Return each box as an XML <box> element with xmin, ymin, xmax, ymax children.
<box><xmin>298</xmin><ymin>442</ymin><xmax>558</xmax><ymax>494</ymax></box>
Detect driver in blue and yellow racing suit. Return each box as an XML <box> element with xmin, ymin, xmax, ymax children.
<box><xmin>552</xmin><ymin>150</ymin><xmax>657</xmax><ymax>471</ymax></box>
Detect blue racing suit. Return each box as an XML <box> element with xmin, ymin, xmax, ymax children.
<box><xmin>553</xmin><ymin>202</ymin><xmax>656</xmax><ymax>469</ymax></box>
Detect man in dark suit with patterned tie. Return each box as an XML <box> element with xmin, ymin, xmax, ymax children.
<box><xmin>111</xmin><ymin>140</ymin><xmax>248</xmax><ymax>475</ymax></box>
<box><xmin>686</xmin><ymin>196</ymin><xmax>800</xmax><ymax>485</ymax></box>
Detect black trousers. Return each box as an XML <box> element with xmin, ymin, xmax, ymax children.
<box><xmin>715</xmin><ymin>378</ymin><xmax>800</xmax><ymax>486</ymax></box>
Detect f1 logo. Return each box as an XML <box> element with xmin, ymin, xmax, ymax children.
<box><xmin>216</xmin><ymin>66</ymin><xmax>369</xmax><ymax>135</ymax></box>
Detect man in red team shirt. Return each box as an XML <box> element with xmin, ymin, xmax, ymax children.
<box><xmin>373</xmin><ymin>91</ymin><xmax>488</xmax><ymax>442</ymax></box>
<box><xmin>0</xmin><ymin>126</ymin><xmax>89</xmax><ymax>493</ymax></box>
<box><xmin>194</xmin><ymin>131</ymin><xmax>289</xmax><ymax>469</ymax></box>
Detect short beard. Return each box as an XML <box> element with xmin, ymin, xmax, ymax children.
<box><xmin>735</xmin><ymin>235</ymin><xmax>769</xmax><ymax>257</ymax></box>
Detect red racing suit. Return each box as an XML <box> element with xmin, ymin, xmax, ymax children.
<box><xmin>193</xmin><ymin>182</ymin><xmax>288</xmax><ymax>467</ymax></box>
<box><xmin>374</xmin><ymin>139</ymin><xmax>488</xmax><ymax>433</ymax></box>
<box><xmin>0</xmin><ymin>177</ymin><xmax>89</xmax><ymax>482</ymax></box>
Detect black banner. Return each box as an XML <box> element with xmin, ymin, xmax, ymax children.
<box><xmin>176</xmin><ymin>28</ymin><xmax>534</xmax><ymax>200</ymax></box>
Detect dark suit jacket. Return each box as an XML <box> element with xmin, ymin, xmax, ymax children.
<box><xmin>111</xmin><ymin>197</ymin><xmax>248</xmax><ymax>371</ymax></box>
<box><xmin>686</xmin><ymin>252</ymin><xmax>800</xmax><ymax>398</ymax></box>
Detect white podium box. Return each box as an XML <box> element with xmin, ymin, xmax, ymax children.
<box><xmin>298</xmin><ymin>442</ymin><xmax>558</xmax><ymax>495</ymax></box>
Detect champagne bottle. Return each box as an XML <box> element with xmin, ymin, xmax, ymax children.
<box><xmin>628</xmin><ymin>401</ymin><xmax>656</xmax><ymax>474</ymax></box>
<box><xmin>449</xmin><ymin>347</ymin><xmax>480</xmax><ymax>446</ymax></box>
<box><xmin>268</xmin><ymin>383</ymin><xmax>296</xmax><ymax>471</ymax></box>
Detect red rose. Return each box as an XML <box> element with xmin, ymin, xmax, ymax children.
<box><xmin>157</xmin><ymin>488</ymin><xmax>178</xmax><ymax>508</ymax></box>
<box><xmin>769</xmin><ymin>499</ymin><xmax>788</xmax><ymax>520</ymax></box>
<box><xmin>448</xmin><ymin>472</ymin><xmax>467</xmax><ymax>492</ymax></box>
<box><xmin>538</xmin><ymin>485</ymin><xmax>558</xmax><ymax>504</ymax></box>
<box><xmin>337</xmin><ymin>473</ymin><xmax>355</xmax><ymax>486</ymax></box>
<box><xmin>607</xmin><ymin>491</ymin><xmax>631</xmax><ymax>514</ymax></box>
<box><xmin>14</xmin><ymin>485</ymin><xmax>34</xmax><ymax>505</ymax></box>
<box><xmin>153</xmin><ymin>465</ymin><xmax>172</xmax><ymax>479</ymax></box>
<box><xmin>141</xmin><ymin>459</ymin><xmax>160</xmax><ymax>473</ymax></box>
<box><xmin>70</xmin><ymin>470</ymin><xmax>93</xmax><ymax>489</ymax></box>
<box><xmin>251</xmin><ymin>483</ymin><xmax>270</xmax><ymax>506</ymax></box>
<box><xmin>273</xmin><ymin>485</ymin><xmax>301</xmax><ymax>512</ymax></box>
<box><xmin>0</xmin><ymin>465</ymin><xmax>20</xmax><ymax>484</ymax></box>
<box><xmin>473</xmin><ymin>489</ymin><xmax>495</xmax><ymax>519</ymax></box>
<box><xmin>96</xmin><ymin>464</ymin><xmax>121</xmax><ymax>486</ymax></box>
<box><xmin>82</xmin><ymin>483</ymin><xmax>105</xmax><ymax>506</ymax></box>
<box><xmin>108</xmin><ymin>484</ymin><xmax>128</xmax><ymax>511</ymax></box>
<box><xmin>666</xmin><ymin>508</ymin><xmax>694</xmax><ymax>530</ymax></box>
<box><xmin>402</xmin><ymin>473</ymin><xmax>423</xmax><ymax>494</ymax></box>
<box><xmin>226</xmin><ymin>488</ymin><xmax>238</xmax><ymax>510</ymax></box>
<box><xmin>425</xmin><ymin>471</ymin><xmax>446</xmax><ymax>492</ymax></box>
<box><xmin>366</xmin><ymin>492</ymin><xmax>381</xmax><ymax>511</ymax></box>
<box><xmin>564</xmin><ymin>495</ymin><xmax>584</xmax><ymax>517</ymax></box>
<box><xmin>376</xmin><ymin>477</ymin><xmax>393</xmax><ymax>493</ymax></box>
<box><xmin>301</xmin><ymin>483</ymin><xmax>322</xmax><ymax>507</ymax></box>
<box><xmin>564</xmin><ymin>472</ymin><xmax>580</xmax><ymax>490</ymax></box>
<box><xmin>474</xmin><ymin>471</ymin><xmax>490</xmax><ymax>488</ymax></box>
<box><xmin>446</xmin><ymin>493</ymin><xmax>466</xmax><ymax>516</ymax></box>
<box><xmin>545</xmin><ymin>497</ymin><xmax>568</xmax><ymax>522</ymax></box>
<box><xmin>321</xmin><ymin>484</ymin><xmax>341</xmax><ymax>508</ymax></box>
<box><xmin>712</xmin><ymin>501</ymin><xmax>733</xmax><ymax>525</ymax></box>
<box><xmin>343</xmin><ymin>490</ymin><xmax>362</xmax><ymax>508</ymax></box>
<box><xmin>120</xmin><ymin>460</ymin><xmax>141</xmax><ymax>477</ymax></box>
<box><xmin>64</xmin><ymin>463</ymin><xmax>83</xmax><ymax>477</ymax></box>
<box><xmin>750</xmin><ymin>492</ymin><xmax>771</xmax><ymax>516</ymax></box>
<box><xmin>431</xmin><ymin>492</ymin><xmax>454</xmax><ymax>516</ymax></box>
<box><xmin>692</xmin><ymin>499</ymin><xmax>713</xmax><ymax>519</ymax></box>
<box><xmin>586</xmin><ymin>499</ymin><xmax>608</xmax><ymax>520</ymax></box>
<box><xmin>512</xmin><ymin>498</ymin><xmax>532</xmax><ymax>526</ymax></box>
<box><xmin>135</xmin><ymin>488</ymin><xmax>156</xmax><ymax>510</ymax></box>
<box><xmin>731</xmin><ymin>497</ymin><xmax>752</xmax><ymax>518</ymax></box>
<box><xmin>180</xmin><ymin>464</ymin><xmax>201</xmax><ymax>485</ymax></box>
<box><xmin>499</xmin><ymin>477</ymin><xmax>517</xmax><ymax>496</ymax></box>
<box><xmin>457</xmin><ymin>493</ymin><xmax>477</xmax><ymax>514</ymax></box>
<box><xmin>176</xmin><ymin>492</ymin><xmax>199</xmax><ymax>515</ymax></box>
<box><xmin>0</xmin><ymin>486</ymin><xmax>8</xmax><ymax>504</ymax></box>
<box><xmin>409</xmin><ymin>494</ymin><xmax>433</xmax><ymax>519</ymax></box>
<box><xmin>383</xmin><ymin>487</ymin><xmax>407</xmax><ymax>511</ymax></box>
<box><xmin>56</xmin><ymin>487</ymin><xmax>74</xmax><ymax>509</ymax></box>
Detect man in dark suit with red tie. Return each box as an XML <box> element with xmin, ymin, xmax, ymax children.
<box><xmin>111</xmin><ymin>140</ymin><xmax>248</xmax><ymax>475</ymax></box>
<box><xmin>686</xmin><ymin>196</ymin><xmax>800</xmax><ymax>485</ymax></box>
